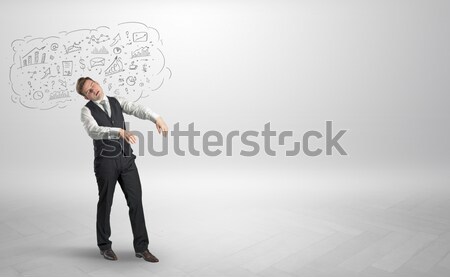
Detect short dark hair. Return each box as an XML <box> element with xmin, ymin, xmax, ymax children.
<box><xmin>76</xmin><ymin>77</ymin><xmax>94</xmax><ymax>96</ymax></box>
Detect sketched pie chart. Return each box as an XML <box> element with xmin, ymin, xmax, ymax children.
<box><xmin>33</xmin><ymin>91</ymin><xmax>44</xmax><ymax>100</ymax></box>
<box><xmin>126</xmin><ymin>76</ymin><xmax>136</xmax><ymax>86</ymax></box>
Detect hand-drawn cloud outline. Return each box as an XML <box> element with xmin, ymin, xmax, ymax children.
<box><xmin>10</xmin><ymin>21</ymin><xmax>172</xmax><ymax>110</ymax></box>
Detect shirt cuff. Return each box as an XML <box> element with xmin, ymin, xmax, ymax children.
<box><xmin>148</xmin><ymin>112</ymin><xmax>160</xmax><ymax>123</ymax></box>
<box><xmin>108</xmin><ymin>127</ymin><xmax>121</xmax><ymax>139</ymax></box>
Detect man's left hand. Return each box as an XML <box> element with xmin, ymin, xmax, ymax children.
<box><xmin>155</xmin><ymin>117</ymin><xmax>168</xmax><ymax>137</ymax></box>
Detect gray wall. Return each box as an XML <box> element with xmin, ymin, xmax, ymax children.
<box><xmin>1</xmin><ymin>0</ymin><xmax>449</xmax><ymax>181</ymax></box>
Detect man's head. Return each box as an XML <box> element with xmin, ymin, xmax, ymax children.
<box><xmin>76</xmin><ymin>77</ymin><xmax>104</xmax><ymax>101</ymax></box>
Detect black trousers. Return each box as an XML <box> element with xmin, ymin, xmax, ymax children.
<box><xmin>94</xmin><ymin>154</ymin><xmax>149</xmax><ymax>252</ymax></box>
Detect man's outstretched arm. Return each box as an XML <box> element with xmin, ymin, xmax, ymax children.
<box><xmin>115</xmin><ymin>96</ymin><xmax>169</xmax><ymax>137</ymax></box>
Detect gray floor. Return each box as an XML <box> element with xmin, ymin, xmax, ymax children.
<box><xmin>1</xmin><ymin>164</ymin><xmax>450</xmax><ymax>277</ymax></box>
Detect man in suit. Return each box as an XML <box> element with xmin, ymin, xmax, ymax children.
<box><xmin>76</xmin><ymin>77</ymin><xmax>168</xmax><ymax>262</ymax></box>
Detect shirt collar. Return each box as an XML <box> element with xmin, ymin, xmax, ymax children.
<box><xmin>93</xmin><ymin>94</ymin><xmax>107</xmax><ymax>105</ymax></box>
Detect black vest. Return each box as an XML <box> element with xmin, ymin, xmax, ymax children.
<box><xmin>86</xmin><ymin>96</ymin><xmax>133</xmax><ymax>158</ymax></box>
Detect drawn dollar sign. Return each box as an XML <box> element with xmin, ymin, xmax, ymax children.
<box><xmin>79</xmin><ymin>58</ymin><xmax>86</xmax><ymax>70</ymax></box>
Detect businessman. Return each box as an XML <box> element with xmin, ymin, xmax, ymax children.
<box><xmin>76</xmin><ymin>77</ymin><xmax>168</xmax><ymax>262</ymax></box>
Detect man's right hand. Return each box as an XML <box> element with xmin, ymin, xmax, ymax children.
<box><xmin>119</xmin><ymin>129</ymin><xmax>137</xmax><ymax>144</ymax></box>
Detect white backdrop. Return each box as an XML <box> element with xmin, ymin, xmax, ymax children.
<box><xmin>0</xmin><ymin>0</ymin><xmax>448</xmax><ymax>215</ymax></box>
<box><xmin>2</xmin><ymin>0</ymin><xmax>449</xmax><ymax>170</ymax></box>
<box><xmin>1</xmin><ymin>1</ymin><xmax>450</xmax><ymax>276</ymax></box>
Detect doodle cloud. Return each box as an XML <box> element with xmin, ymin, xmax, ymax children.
<box><xmin>9</xmin><ymin>22</ymin><xmax>172</xmax><ymax>110</ymax></box>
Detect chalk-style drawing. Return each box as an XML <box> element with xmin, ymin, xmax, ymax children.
<box><xmin>110</xmin><ymin>33</ymin><xmax>121</xmax><ymax>47</ymax></box>
<box><xmin>126</xmin><ymin>76</ymin><xmax>136</xmax><ymax>86</ymax></box>
<box><xmin>50</xmin><ymin>43</ymin><xmax>59</xmax><ymax>51</ymax></box>
<box><xmin>87</xmin><ymin>34</ymin><xmax>110</xmax><ymax>44</ymax></box>
<box><xmin>33</xmin><ymin>91</ymin><xmax>44</xmax><ymax>100</ymax></box>
<box><xmin>62</xmin><ymin>61</ymin><xmax>73</xmax><ymax>76</ymax></box>
<box><xmin>28</xmin><ymin>71</ymin><xmax>37</xmax><ymax>78</ymax></box>
<box><xmin>129</xmin><ymin>61</ymin><xmax>137</xmax><ymax>70</ymax></box>
<box><xmin>90</xmin><ymin>57</ymin><xmax>105</xmax><ymax>68</ymax></box>
<box><xmin>131</xmin><ymin>46</ymin><xmax>150</xmax><ymax>58</ymax></box>
<box><xmin>65</xmin><ymin>42</ymin><xmax>82</xmax><ymax>54</ymax></box>
<box><xmin>10</xmin><ymin>21</ymin><xmax>171</xmax><ymax>110</ymax></box>
<box><xmin>49</xmin><ymin>90</ymin><xmax>70</xmax><ymax>100</ymax></box>
<box><xmin>91</xmin><ymin>46</ymin><xmax>109</xmax><ymax>54</ymax></box>
<box><xmin>41</xmin><ymin>68</ymin><xmax>51</xmax><ymax>79</ymax></box>
<box><xmin>79</xmin><ymin>58</ymin><xmax>86</xmax><ymax>70</ymax></box>
<box><xmin>113</xmin><ymin>47</ymin><xmax>122</xmax><ymax>54</ymax></box>
<box><xmin>20</xmin><ymin>46</ymin><xmax>46</xmax><ymax>68</ymax></box>
<box><xmin>132</xmin><ymin>32</ymin><xmax>148</xmax><ymax>42</ymax></box>
<box><xmin>59</xmin><ymin>79</ymin><xmax>67</xmax><ymax>87</ymax></box>
<box><xmin>105</xmin><ymin>56</ymin><xmax>124</xmax><ymax>76</ymax></box>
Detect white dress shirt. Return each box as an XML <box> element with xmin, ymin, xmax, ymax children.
<box><xmin>81</xmin><ymin>94</ymin><xmax>160</xmax><ymax>140</ymax></box>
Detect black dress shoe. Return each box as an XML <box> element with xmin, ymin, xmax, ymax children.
<box><xmin>135</xmin><ymin>249</ymin><xmax>159</xmax><ymax>263</ymax></box>
<box><xmin>100</xmin><ymin>249</ymin><xmax>118</xmax><ymax>260</ymax></box>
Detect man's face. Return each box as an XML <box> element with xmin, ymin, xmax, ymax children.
<box><xmin>81</xmin><ymin>79</ymin><xmax>104</xmax><ymax>101</ymax></box>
